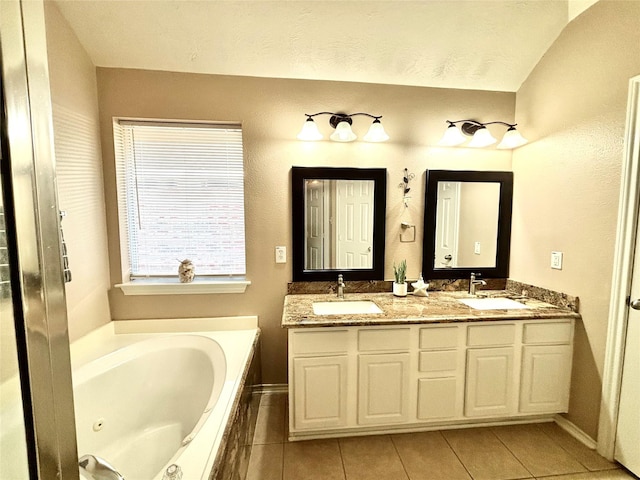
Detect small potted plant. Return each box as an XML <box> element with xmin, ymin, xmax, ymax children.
<box><xmin>393</xmin><ymin>259</ymin><xmax>407</xmax><ymax>297</ymax></box>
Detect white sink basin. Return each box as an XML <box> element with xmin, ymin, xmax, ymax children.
<box><xmin>458</xmin><ymin>297</ymin><xmax>530</xmax><ymax>310</ymax></box>
<box><xmin>312</xmin><ymin>300</ymin><xmax>383</xmax><ymax>315</ymax></box>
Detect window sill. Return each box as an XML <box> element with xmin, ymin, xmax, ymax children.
<box><xmin>115</xmin><ymin>277</ymin><xmax>251</xmax><ymax>296</ymax></box>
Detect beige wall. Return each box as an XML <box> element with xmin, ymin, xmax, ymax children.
<box><xmin>512</xmin><ymin>0</ymin><xmax>640</xmax><ymax>439</ymax></box>
<box><xmin>46</xmin><ymin>0</ymin><xmax>638</xmax><ymax>440</ymax></box>
<box><xmin>45</xmin><ymin>3</ymin><xmax>111</xmax><ymax>341</ymax></box>
<box><xmin>96</xmin><ymin>68</ymin><xmax>514</xmax><ymax>383</ymax></box>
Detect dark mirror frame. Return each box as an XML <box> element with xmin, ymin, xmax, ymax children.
<box><xmin>422</xmin><ymin>170</ymin><xmax>513</xmax><ymax>280</ymax></box>
<box><xmin>292</xmin><ymin>166</ymin><xmax>387</xmax><ymax>282</ymax></box>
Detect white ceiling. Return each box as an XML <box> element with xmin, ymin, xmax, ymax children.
<box><xmin>53</xmin><ymin>0</ymin><xmax>590</xmax><ymax>93</ymax></box>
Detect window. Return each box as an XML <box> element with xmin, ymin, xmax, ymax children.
<box><xmin>113</xmin><ymin>120</ymin><xmax>246</xmax><ymax>281</ymax></box>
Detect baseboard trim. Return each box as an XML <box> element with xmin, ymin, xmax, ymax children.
<box><xmin>255</xmin><ymin>383</ymin><xmax>288</xmax><ymax>395</ymax></box>
<box><xmin>554</xmin><ymin>414</ymin><xmax>597</xmax><ymax>450</ymax></box>
<box><xmin>290</xmin><ymin>416</ymin><xmax>556</xmax><ymax>442</ymax></box>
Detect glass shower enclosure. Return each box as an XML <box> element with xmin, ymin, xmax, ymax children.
<box><xmin>1</xmin><ymin>0</ymin><xmax>79</xmax><ymax>478</ymax></box>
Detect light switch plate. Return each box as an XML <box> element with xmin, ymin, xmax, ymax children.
<box><xmin>551</xmin><ymin>251</ymin><xmax>563</xmax><ymax>270</ymax></box>
<box><xmin>275</xmin><ymin>246</ymin><xmax>287</xmax><ymax>264</ymax></box>
<box><xmin>474</xmin><ymin>242</ymin><xmax>481</xmax><ymax>255</ymax></box>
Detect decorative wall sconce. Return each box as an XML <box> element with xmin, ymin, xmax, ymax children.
<box><xmin>399</xmin><ymin>168</ymin><xmax>415</xmax><ymax>207</ymax></box>
<box><xmin>297</xmin><ymin>112</ymin><xmax>389</xmax><ymax>143</ymax></box>
<box><xmin>438</xmin><ymin>119</ymin><xmax>528</xmax><ymax>149</ymax></box>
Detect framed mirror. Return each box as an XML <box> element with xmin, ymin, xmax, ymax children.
<box><xmin>292</xmin><ymin>167</ymin><xmax>387</xmax><ymax>281</ymax></box>
<box><xmin>422</xmin><ymin>170</ymin><xmax>513</xmax><ymax>279</ymax></box>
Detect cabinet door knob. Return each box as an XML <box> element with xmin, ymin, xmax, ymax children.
<box><xmin>630</xmin><ymin>299</ymin><xmax>640</xmax><ymax>310</ymax></box>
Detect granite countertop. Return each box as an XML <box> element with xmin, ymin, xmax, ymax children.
<box><xmin>282</xmin><ymin>290</ymin><xmax>580</xmax><ymax>328</ymax></box>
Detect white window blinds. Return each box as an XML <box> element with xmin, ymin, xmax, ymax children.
<box><xmin>113</xmin><ymin>120</ymin><xmax>246</xmax><ymax>278</ymax></box>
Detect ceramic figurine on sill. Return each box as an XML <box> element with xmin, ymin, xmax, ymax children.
<box><xmin>412</xmin><ymin>274</ymin><xmax>429</xmax><ymax>297</ymax></box>
<box><xmin>178</xmin><ymin>259</ymin><xmax>195</xmax><ymax>283</ymax></box>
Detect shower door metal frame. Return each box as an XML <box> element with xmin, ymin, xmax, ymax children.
<box><xmin>1</xmin><ymin>0</ymin><xmax>79</xmax><ymax>478</ymax></box>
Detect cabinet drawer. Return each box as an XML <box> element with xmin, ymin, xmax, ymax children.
<box><xmin>419</xmin><ymin>350</ymin><xmax>458</xmax><ymax>373</ymax></box>
<box><xmin>467</xmin><ymin>324</ymin><xmax>515</xmax><ymax>346</ymax></box>
<box><xmin>358</xmin><ymin>328</ymin><xmax>410</xmax><ymax>351</ymax></box>
<box><xmin>291</xmin><ymin>330</ymin><xmax>349</xmax><ymax>355</ymax></box>
<box><xmin>419</xmin><ymin>326</ymin><xmax>459</xmax><ymax>349</ymax></box>
<box><xmin>523</xmin><ymin>322</ymin><xmax>573</xmax><ymax>344</ymax></box>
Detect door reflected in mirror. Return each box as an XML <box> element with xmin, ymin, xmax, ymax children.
<box><xmin>292</xmin><ymin>167</ymin><xmax>386</xmax><ymax>282</ymax></box>
<box><xmin>304</xmin><ymin>179</ymin><xmax>375</xmax><ymax>270</ymax></box>
<box><xmin>435</xmin><ymin>181</ymin><xmax>500</xmax><ymax>269</ymax></box>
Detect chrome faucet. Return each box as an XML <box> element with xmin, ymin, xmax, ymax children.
<box><xmin>79</xmin><ymin>454</ymin><xmax>124</xmax><ymax>480</ymax></box>
<box><xmin>337</xmin><ymin>274</ymin><xmax>345</xmax><ymax>299</ymax></box>
<box><xmin>469</xmin><ymin>272</ymin><xmax>487</xmax><ymax>296</ymax></box>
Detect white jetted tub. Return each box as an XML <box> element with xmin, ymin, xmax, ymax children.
<box><xmin>71</xmin><ymin>317</ymin><xmax>259</xmax><ymax>480</ymax></box>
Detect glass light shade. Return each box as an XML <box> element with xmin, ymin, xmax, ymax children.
<box><xmin>297</xmin><ymin>118</ymin><xmax>323</xmax><ymax>141</ymax></box>
<box><xmin>330</xmin><ymin>121</ymin><xmax>357</xmax><ymax>142</ymax></box>
<box><xmin>497</xmin><ymin>127</ymin><xmax>528</xmax><ymax>149</ymax></box>
<box><xmin>363</xmin><ymin>119</ymin><xmax>389</xmax><ymax>142</ymax></box>
<box><xmin>468</xmin><ymin>126</ymin><xmax>497</xmax><ymax>147</ymax></box>
<box><xmin>437</xmin><ymin>124</ymin><xmax>466</xmax><ymax>146</ymax></box>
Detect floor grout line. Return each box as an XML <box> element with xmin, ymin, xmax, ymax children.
<box><xmin>388</xmin><ymin>434</ymin><xmax>412</xmax><ymax>480</ymax></box>
<box><xmin>440</xmin><ymin>430</ymin><xmax>475</xmax><ymax>480</ymax></box>
<box><xmin>280</xmin><ymin>440</ymin><xmax>285</xmax><ymax>480</ymax></box>
<box><xmin>337</xmin><ymin>437</ymin><xmax>348</xmax><ymax>480</ymax></box>
<box><xmin>536</xmin><ymin>425</ymin><xmax>592</xmax><ymax>472</ymax></box>
<box><xmin>489</xmin><ymin>426</ymin><xmax>536</xmax><ymax>479</ymax></box>
<box><xmin>535</xmin><ymin>422</ymin><xmax>603</xmax><ymax>473</ymax></box>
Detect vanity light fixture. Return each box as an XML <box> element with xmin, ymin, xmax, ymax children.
<box><xmin>438</xmin><ymin>120</ymin><xmax>528</xmax><ymax>149</ymax></box>
<box><xmin>297</xmin><ymin>112</ymin><xmax>389</xmax><ymax>143</ymax></box>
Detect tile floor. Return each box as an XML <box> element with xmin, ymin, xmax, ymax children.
<box><xmin>246</xmin><ymin>393</ymin><xmax>637</xmax><ymax>480</ymax></box>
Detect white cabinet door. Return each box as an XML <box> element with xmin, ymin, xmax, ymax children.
<box><xmin>520</xmin><ymin>345</ymin><xmax>572</xmax><ymax>413</ymax></box>
<box><xmin>292</xmin><ymin>356</ymin><xmax>348</xmax><ymax>430</ymax></box>
<box><xmin>465</xmin><ymin>347</ymin><xmax>515</xmax><ymax>417</ymax></box>
<box><xmin>358</xmin><ymin>353</ymin><xmax>410</xmax><ymax>425</ymax></box>
<box><xmin>417</xmin><ymin>377</ymin><xmax>458</xmax><ymax>420</ymax></box>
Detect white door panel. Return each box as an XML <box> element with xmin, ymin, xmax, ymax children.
<box><xmin>336</xmin><ymin>180</ymin><xmax>374</xmax><ymax>268</ymax></box>
<box><xmin>616</xmin><ymin>251</ymin><xmax>640</xmax><ymax>474</ymax></box>
<box><xmin>434</xmin><ymin>181</ymin><xmax>460</xmax><ymax>268</ymax></box>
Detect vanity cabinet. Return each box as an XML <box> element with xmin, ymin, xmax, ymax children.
<box><xmin>519</xmin><ymin>322</ymin><xmax>573</xmax><ymax>413</ymax></box>
<box><xmin>358</xmin><ymin>353</ymin><xmax>410</xmax><ymax>425</ymax></box>
<box><xmin>465</xmin><ymin>347</ymin><xmax>515</xmax><ymax>417</ymax></box>
<box><xmin>292</xmin><ymin>356</ymin><xmax>348</xmax><ymax>430</ymax></box>
<box><xmin>287</xmin><ymin>318</ymin><xmax>574</xmax><ymax>440</ymax></box>
<box><xmin>464</xmin><ymin>323</ymin><xmax>517</xmax><ymax>417</ymax></box>
<box><xmin>289</xmin><ymin>329</ymin><xmax>351</xmax><ymax>431</ymax></box>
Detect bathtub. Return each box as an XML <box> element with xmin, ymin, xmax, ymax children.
<box><xmin>71</xmin><ymin>317</ymin><xmax>259</xmax><ymax>480</ymax></box>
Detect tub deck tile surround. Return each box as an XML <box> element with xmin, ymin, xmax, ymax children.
<box><xmin>211</xmin><ymin>333</ymin><xmax>262</xmax><ymax>480</ymax></box>
<box><xmin>281</xmin><ymin>291</ymin><xmax>580</xmax><ymax>328</ymax></box>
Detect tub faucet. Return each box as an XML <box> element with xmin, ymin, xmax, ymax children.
<box><xmin>79</xmin><ymin>454</ymin><xmax>124</xmax><ymax>480</ymax></box>
<box><xmin>337</xmin><ymin>274</ymin><xmax>345</xmax><ymax>299</ymax></box>
<box><xmin>469</xmin><ymin>272</ymin><xmax>487</xmax><ymax>296</ymax></box>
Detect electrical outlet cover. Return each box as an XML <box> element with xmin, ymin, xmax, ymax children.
<box><xmin>275</xmin><ymin>246</ymin><xmax>287</xmax><ymax>264</ymax></box>
<box><xmin>551</xmin><ymin>251</ymin><xmax>563</xmax><ymax>270</ymax></box>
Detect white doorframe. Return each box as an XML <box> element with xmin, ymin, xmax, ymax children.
<box><xmin>598</xmin><ymin>75</ymin><xmax>640</xmax><ymax>459</ymax></box>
